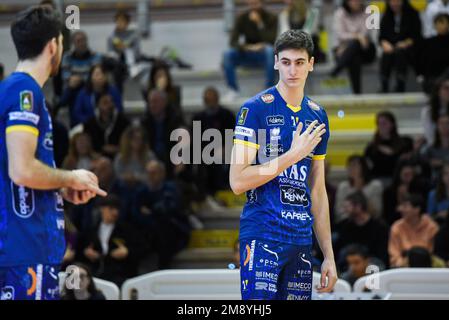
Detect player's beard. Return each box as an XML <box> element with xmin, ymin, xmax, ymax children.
<box><xmin>49</xmin><ymin>44</ymin><xmax>62</xmax><ymax>77</ymax></box>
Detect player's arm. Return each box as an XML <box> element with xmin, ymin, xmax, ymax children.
<box><xmin>6</xmin><ymin>130</ymin><xmax>106</xmax><ymax>198</ymax></box>
<box><xmin>230</xmin><ymin>120</ymin><xmax>325</xmax><ymax>195</ymax></box>
<box><xmin>309</xmin><ymin>159</ymin><xmax>337</xmax><ymax>293</ymax></box>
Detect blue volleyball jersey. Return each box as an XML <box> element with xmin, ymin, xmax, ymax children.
<box><xmin>0</xmin><ymin>72</ymin><xmax>65</xmax><ymax>267</ymax></box>
<box><xmin>234</xmin><ymin>86</ymin><xmax>330</xmax><ymax>246</ymax></box>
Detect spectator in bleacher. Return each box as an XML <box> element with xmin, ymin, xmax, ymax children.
<box><xmin>423</xmin><ymin>0</ymin><xmax>449</xmax><ymax>38</ymax></box>
<box><xmin>339</xmin><ymin>244</ymin><xmax>373</xmax><ymax>287</ymax></box>
<box><xmin>133</xmin><ymin>160</ymin><xmax>191</xmax><ymax>269</ymax></box>
<box><xmin>72</xmin><ymin>64</ymin><xmax>123</xmax><ymax>127</ymax></box>
<box><xmin>59</xmin><ymin>31</ymin><xmax>102</xmax><ymax>116</ymax></box>
<box><xmin>427</xmin><ymin>163</ymin><xmax>449</xmax><ymax>224</ymax></box>
<box><xmin>277</xmin><ymin>0</ymin><xmax>325</xmax><ymax>63</ymax></box>
<box><xmin>364</xmin><ymin>111</ymin><xmax>413</xmax><ymax>185</ymax></box>
<box><xmin>421</xmin><ymin>73</ymin><xmax>449</xmax><ymax>146</ymax></box>
<box><xmin>325</xmin><ymin>160</ymin><xmax>337</xmax><ymax>228</ymax></box>
<box><xmin>434</xmin><ymin>212</ymin><xmax>449</xmax><ymax>266</ymax></box>
<box><xmin>223</xmin><ymin>0</ymin><xmax>278</xmax><ymax>100</ymax></box>
<box><xmin>143</xmin><ymin>61</ymin><xmax>181</xmax><ymax>114</ymax></box>
<box><xmin>62</xmin><ymin>132</ymin><xmax>102</xmax><ymax>171</ymax></box>
<box><xmin>141</xmin><ymin>89</ymin><xmax>185</xmax><ymax>176</ymax></box>
<box><xmin>335</xmin><ymin>155</ymin><xmax>383</xmax><ymax>223</ymax></box>
<box><xmin>416</xmin><ymin>13</ymin><xmax>449</xmax><ymax>93</ymax></box>
<box><xmin>389</xmin><ymin>194</ymin><xmax>439</xmax><ymax>268</ymax></box>
<box><xmin>333</xmin><ymin>191</ymin><xmax>390</xmax><ymax>268</ymax></box>
<box><xmin>113</xmin><ymin>126</ymin><xmax>156</xmax><ymax>186</ymax></box>
<box><xmin>424</xmin><ymin>114</ymin><xmax>449</xmax><ymax>179</ymax></box>
<box><xmin>192</xmin><ymin>87</ymin><xmax>235</xmax><ymax>195</ymax></box>
<box><xmin>404</xmin><ymin>246</ymin><xmax>432</xmax><ymax>267</ymax></box>
<box><xmin>83</xmin><ymin>93</ymin><xmax>130</xmax><ymax>159</ymax></box>
<box><xmin>383</xmin><ymin>159</ymin><xmax>431</xmax><ymax>225</ymax></box>
<box><xmin>330</xmin><ymin>0</ymin><xmax>376</xmax><ymax>94</ymax></box>
<box><xmin>60</xmin><ymin>262</ymin><xmax>106</xmax><ymax>300</ymax></box>
<box><xmin>76</xmin><ymin>195</ymin><xmax>144</xmax><ymax>286</ymax></box>
<box><xmin>46</xmin><ymin>100</ymin><xmax>69</xmax><ymax>168</ymax></box>
<box><xmin>379</xmin><ymin>0</ymin><xmax>422</xmax><ymax>93</ymax></box>
<box><xmin>62</xmin><ymin>213</ymin><xmax>78</xmax><ymax>269</ymax></box>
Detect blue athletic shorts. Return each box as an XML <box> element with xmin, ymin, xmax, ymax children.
<box><xmin>0</xmin><ymin>264</ymin><xmax>60</xmax><ymax>300</ymax></box>
<box><xmin>240</xmin><ymin>239</ymin><xmax>313</xmax><ymax>300</ymax></box>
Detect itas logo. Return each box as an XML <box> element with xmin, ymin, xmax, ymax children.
<box><xmin>280</xmin><ymin>185</ymin><xmax>309</xmax><ymax>207</ymax></box>
<box><xmin>11</xmin><ymin>182</ymin><xmax>35</xmax><ymax>218</ymax></box>
<box><xmin>43</xmin><ymin>132</ymin><xmax>53</xmax><ymax>150</ymax></box>
<box><xmin>266</xmin><ymin>115</ymin><xmax>284</xmax><ymax>126</ymax></box>
<box><xmin>261</xmin><ymin>94</ymin><xmax>275</xmax><ymax>104</ymax></box>
<box><xmin>1</xmin><ymin>286</ymin><xmax>15</xmax><ymax>300</ymax></box>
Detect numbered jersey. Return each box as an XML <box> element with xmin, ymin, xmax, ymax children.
<box><xmin>0</xmin><ymin>72</ymin><xmax>65</xmax><ymax>266</ymax></box>
<box><xmin>234</xmin><ymin>86</ymin><xmax>330</xmax><ymax>245</ymax></box>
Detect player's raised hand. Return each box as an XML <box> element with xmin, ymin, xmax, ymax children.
<box><xmin>289</xmin><ymin>120</ymin><xmax>326</xmax><ymax>162</ymax></box>
<box><xmin>70</xmin><ymin>169</ymin><xmax>107</xmax><ymax>197</ymax></box>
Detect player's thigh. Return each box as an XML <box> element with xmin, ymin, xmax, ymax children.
<box><xmin>239</xmin><ymin>239</ymin><xmax>283</xmax><ymax>300</ymax></box>
<box><xmin>277</xmin><ymin>245</ymin><xmax>313</xmax><ymax>300</ymax></box>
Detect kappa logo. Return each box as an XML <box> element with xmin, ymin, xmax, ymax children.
<box><xmin>261</xmin><ymin>94</ymin><xmax>275</xmax><ymax>104</ymax></box>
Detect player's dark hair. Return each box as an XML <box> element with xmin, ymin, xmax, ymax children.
<box><xmin>405</xmin><ymin>246</ymin><xmax>432</xmax><ymax>267</ymax></box>
<box><xmin>344</xmin><ymin>244</ymin><xmax>370</xmax><ymax>259</ymax></box>
<box><xmin>401</xmin><ymin>193</ymin><xmax>425</xmax><ymax>215</ymax></box>
<box><xmin>115</xmin><ymin>10</ymin><xmax>131</xmax><ymax>23</ymax></box>
<box><xmin>345</xmin><ymin>190</ymin><xmax>368</xmax><ymax>212</ymax></box>
<box><xmin>434</xmin><ymin>12</ymin><xmax>449</xmax><ymax>25</ymax></box>
<box><xmin>11</xmin><ymin>5</ymin><xmax>62</xmax><ymax>60</ymax></box>
<box><xmin>274</xmin><ymin>30</ymin><xmax>314</xmax><ymax>60</ymax></box>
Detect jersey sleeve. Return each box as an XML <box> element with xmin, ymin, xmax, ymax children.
<box><xmin>313</xmin><ymin>109</ymin><xmax>330</xmax><ymax>160</ymax></box>
<box><xmin>233</xmin><ymin>102</ymin><xmax>261</xmax><ymax>150</ymax></box>
<box><xmin>5</xmin><ymin>88</ymin><xmax>41</xmax><ymax>137</ymax></box>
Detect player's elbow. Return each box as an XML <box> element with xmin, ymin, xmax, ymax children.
<box><xmin>9</xmin><ymin>165</ymin><xmax>32</xmax><ymax>186</ymax></box>
<box><xmin>229</xmin><ymin>177</ymin><xmax>245</xmax><ymax>195</ymax></box>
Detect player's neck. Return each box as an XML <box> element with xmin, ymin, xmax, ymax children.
<box><xmin>276</xmin><ymin>81</ymin><xmax>304</xmax><ymax>107</ymax></box>
<box><xmin>15</xmin><ymin>58</ymin><xmax>50</xmax><ymax>88</ymax></box>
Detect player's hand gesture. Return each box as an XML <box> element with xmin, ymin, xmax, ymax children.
<box><xmin>70</xmin><ymin>169</ymin><xmax>107</xmax><ymax>198</ymax></box>
<box><xmin>317</xmin><ymin>258</ymin><xmax>338</xmax><ymax>293</ymax></box>
<box><xmin>61</xmin><ymin>188</ymin><xmax>96</xmax><ymax>205</ymax></box>
<box><xmin>289</xmin><ymin>120</ymin><xmax>326</xmax><ymax>162</ymax></box>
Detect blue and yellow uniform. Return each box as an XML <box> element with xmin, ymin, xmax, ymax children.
<box><xmin>0</xmin><ymin>72</ymin><xmax>65</xmax><ymax>300</ymax></box>
<box><xmin>234</xmin><ymin>86</ymin><xmax>330</xmax><ymax>300</ymax></box>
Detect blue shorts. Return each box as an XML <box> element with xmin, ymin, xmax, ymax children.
<box><xmin>0</xmin><ymin>264</ymin><xmax>60</xmax><ymax>300</ymax></box>
<box><xmin>240</xmin><ymin>239</ymin><xmax>313</xmax><ymax>300</ymax></box>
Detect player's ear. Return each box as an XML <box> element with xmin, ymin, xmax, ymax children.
<box><xmin>274</xmin><ymin>54</ymin><xmax>279</xmax><ymax>70</ymax></box>
<box><xmin>48</xmin><ymin>37</ymin><xmax>58</xmax><ymax>56</ymax></box>
<box><xmin>309</xmin><ymin>56</ymin><xmax>314</xmax><ymax>72</ymax></box>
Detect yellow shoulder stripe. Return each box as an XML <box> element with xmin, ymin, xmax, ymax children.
<box><xmin>233</xmin><ymin>139</ymin><xmax>260</xmax><ymax>150</ymax></box>
<box><xmin>6</xmin><ymin>125</ymin><xmax>39</xmax><ymax>137</ymax></box>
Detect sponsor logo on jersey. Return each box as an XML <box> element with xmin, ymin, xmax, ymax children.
<box><xmin>235</xmin><ymin>126</ymin><xmax>255</xmax><ymax>138</ymax></box>
<box><xmin>242</xmin><ymin>279</ymin><xmax>249</xmax><ymax>291</ymax></box>
<box><xmin>307</xmin><ymin>99</ymin><xmax>321</xmax><ymax>111</ymax></box>
<box><xmin>247</xmin><ymin>189</ymin><xmax>257</xmax><ymax>203</ymax></box>
<box><xmin>287</xmin><ymin>293</ymin><xmax>310</xmax><ymax>300</ymax></box>
<box><xmin>43</xmin><ymin>132</ymin><xmax>54</xmax><ymax>150</ymax></box>
<box><xmin>243</xmin><ymin>244</ymin><xmax>251</xmax><ymax>267</ymax></box>
<box><xmin>261</xmin><ymin>94</ymin><xmax>275</xmax><ymax>104</ymax></box>
<box><xmin>261</xmin><ymin>244</ymin><xmax>279</xmax><ymax>261</ymax></box>
<box><xmin>11</xmin><ymin>182</ymin><xmax>35</xmax><ymax>218</ymax></box>
<box><xmin>270</xmin><ymin>127</ymin><xmax>281</xmax><ymax>141</ymax></box>
<box><xmin>287</xmin><ymin>281</ymin><xmax>312</xmax><ymax>291</ymax></box>
<box><xmin>280</xmin><ymin>185</ymin><xmax>309</xmax><ymax>207</ymax></box>
<box><xmin>300</xmin><ymin>253</ymin><xmax>312</xmax><ymax>269</ymax></box>
<box><xmin>249</xmin><ymin>240</ymin><xmax>256</xmax><ymax>271</ymax></box>
<box><xmin>1</xmin><ymin>286</ymin><xmax>15</xmax><ymax>300</ymax></box>
<box><xmin>8</xmin><ymin>111</ymin><xmax>40</xmax><ymax>125</ymax></box>
<box><xmin>264</xmin><ymin>143</ymin><xmax>284</xmax><ymax>156</ymax></box>
<box><xmin>266</xmin><ymin>115</ymin><xmax>284</xmax><ymax>126</ymax></box>
<box><xmin>255</xmin><ymin>271</ymin><xmax>278</xmax><ymax>282</ymax></box>
<box><xmin>20</xmin><ymin>91</ymin><xmax>34</xmax><ymax>112</ymax></box>
<box><xmin>55</xmin><ymin>191</ymin><xmax>64</xmax><ymax>212</ymax></box>
<box><xmin>238</xmin><ymin>108</ymin><xmax>249</xmax><ymax>125</ymax></box>
<box><xmin>281</xmin><ymin>210</ymin><xmax>311</xmax><ymax>221</ymax></box>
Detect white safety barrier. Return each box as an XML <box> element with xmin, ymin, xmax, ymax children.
<box><xmin>121</xmin><ymin>269</ymin><xmax>352</xmax><ymax>300</ymax></box>
<box><xmin>353</xmin><ymin>268</ymin><xmax>449</xmax><ymax>300</ymax></box>
<box><xmin>58</xmin><ymin>272</ymin><xmax>121</xmax><ymax>300</ymax></box>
